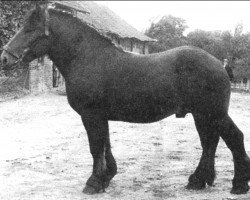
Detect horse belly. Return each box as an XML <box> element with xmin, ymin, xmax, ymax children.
<box><xmin>108</xmin><ymin>95</ymin><xmax>177</xmax><ymax>123</ymax></box>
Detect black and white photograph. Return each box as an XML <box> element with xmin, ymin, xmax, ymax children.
<box><xmin>1</xmin><ymin>1</ymin><xmax>250</xmax><ymax>199</ymax></box>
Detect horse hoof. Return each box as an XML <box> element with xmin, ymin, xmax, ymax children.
<box><xmin>186</xmin><ymin>174</ymin><xmax>206</xmax><ymax>190</ymax></box>
<box><xmin>230</xmin><ymin>181</ymin><xmax>249</xmax><ymax>194</ymax></box>
<box><xmin>185</xmin><ymin>182</ymin><xmax>206</xmax><ymax>190</ymax></box>
<box><xmin>82</xmin><ymin>185</ymin><xmax>103</xmax><ymax>195</ymax></box>
<box><xmin>230</xmin><ymin>187</ymin><xmax>249</xmax><ymax>194</ymax></box>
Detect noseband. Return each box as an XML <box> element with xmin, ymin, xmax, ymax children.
<box><xmin>2</xmin><ymin>46</ymin><xmax>20</xmax><ymax>60</ymax></box>
<box><xmin>1</xmin><ymin>46</ymin><xmax>23</xmax><ymax>70</ymax></box>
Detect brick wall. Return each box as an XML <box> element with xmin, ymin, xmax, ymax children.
<box><xmin>118</xmin><ymin>38</ymin><xmax>149</xmax><ymax>55</ymax></box>
<box><xmin>120</xmin><ymin>38</ymin><xmax>132</xmax><ymax>52</ymax></box>
<box><xmin>132</xmin><ymin>41</ymin><xmax>144</xmax><ymax>54</ymax></box>
<box><xmin>29</xmin><ymin>56</ymin><xmax>53</xmax><ymax>94</ymax></box>
<box><xmin>144</xmin><ymin>44</ymin><xmax>149</xmax><ymax>54</ymax></box>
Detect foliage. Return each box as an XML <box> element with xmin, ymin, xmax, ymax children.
<box><xmin>0</xmin><ymin>1</ymin><xmax>39</xmax><ymax>77</ymax></box>
<box><xmin>0</xmin><ymin>1</ymin><xmax>36</xmax><ymax>47</ymax></box>
<box><xmin>233</xmin><ymin>58</ymin><xmax>250</xmax><ymax>80</ymax></box>
<box><xmin>187</xmin><ymin>27</ymin><xmax>250</xmax><ymax>79</ymax></box>
<box><xmin>186</xmin><ymin>30</ymin><xmax>226</xmax><ymax>61</ymax></box>
<box><xmin>222</xmin><ymin>24</ymin><xmax>250</xmax><ymax>64</ymax></box>
<box><xmin>145</xmin><ymin>16</ymin><xmax>250</xmax><ymax>79</ymax></box>
<box><xmin>145</xmin><ymin>15</ymin><xmax>188</xmax><ymax>53</ymax></box>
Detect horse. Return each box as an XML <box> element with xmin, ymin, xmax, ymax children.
<box><xmin>1</xmin><ymin>4</ymin><xmax>250</xmax><ymax>195</ymax></box>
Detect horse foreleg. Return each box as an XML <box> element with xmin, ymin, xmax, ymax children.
<box><xmin>186</xmin><ymin>113</ymin><xmax>220</xmax><ymax>190</ymax></box>
<box><xmin>81</xmin><ymin>111</ymin><xmax>117</xmax><ymax>194</ymax></box>
<box><xmin>218</xmin><ymin>115</ymin><xmax>250</xmax><ymax>194</ymax></box>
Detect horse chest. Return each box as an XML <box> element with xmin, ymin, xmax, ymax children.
<box><xmin>65</xmin><ymin>81</ymin><xmax>106</xmax><ymax>114</ymax></box>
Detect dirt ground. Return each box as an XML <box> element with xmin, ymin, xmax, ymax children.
<box><xmin>0</xmin><ymin>92</ymin><xmax>250</xmax><ymax>200</ymax></box>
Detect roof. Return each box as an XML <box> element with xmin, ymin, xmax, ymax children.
<box><xmin>49</xmin><ymin>1</ymin><xmax>154</xmax><ymax>42</ymax></box>
<box><xmin>51</xmin><ymin>1</ymin><xmax>90</xmax><ymax>14</ymax></box>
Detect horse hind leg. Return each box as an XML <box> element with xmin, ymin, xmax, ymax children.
<box><xmin>218</xmin><ymin>115</ymin><xmax>250</xmax><ymax>194</ymax></box>
<box><xmin>186</xmin><ymin>113</ymin><xmax>220</xmax><ymax>190</ymax></box>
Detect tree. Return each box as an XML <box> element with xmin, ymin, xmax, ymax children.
<box><xmin>0</xmin><ymin>1</ymin><xmax>37</xmax><ymax>46</ymax></box>
<box><xmin>145</xmin><ymin>15</ymin><xmax>188</xmax><ymax>53</ymax></box>
<box><xmin>233</xmin><ymin>58</ymin><xmax>250</xmax><ymax>80</ymax></box>
<box><xmin>220</xmin><ymin>24</ymin><xmax>250</xmax><ymax>79</ymax></box>
<box><xmin>186</xmin><ymin>30</ymin><xmax>226</xmax><ymax>61</ymax></box>
<box><xmin>221</xmin><ymin>24</ymin><xmax>250</xmax><ymax>65</ymax></box>
<box><xmin>0</xmin><ymin>1</ymin><xmax>39</xmax><ymax>77</ymax></box>
<box><xmin>186</xmin><ymin>24</ymin><xmax>250</xmax><ymax>80</ymax></box>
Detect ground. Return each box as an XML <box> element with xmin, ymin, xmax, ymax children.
<box><xmin>0</xmin><ymin>92</ymin><xmax>250</xmax><ymax>200</ymax></box>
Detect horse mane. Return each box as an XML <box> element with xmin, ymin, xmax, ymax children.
<box><xmin>46</xmin><ymin>8</ymin><xmax>125</xmax><ymax>53</ymax></box>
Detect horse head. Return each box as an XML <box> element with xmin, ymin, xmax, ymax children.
<box><xmin>0</xmin><ymin>4</ymin><xmax>51</xmax><ymax>69</ymax></box>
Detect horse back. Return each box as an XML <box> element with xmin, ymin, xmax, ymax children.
<box><xmin>107</xmin><ymin>46</ymin><xmax>231</xmax><ymax>121</ymax></box>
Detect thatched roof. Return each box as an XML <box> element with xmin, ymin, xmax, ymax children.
<box><xmin>50</xmin><ymin>1</ymin><xmax>90</xmax><ymax>14</ymax></box>
<box><xmin>49</xmin><ymin>1</ymin><xmax>154</xmax><ymax>42</ymax></box>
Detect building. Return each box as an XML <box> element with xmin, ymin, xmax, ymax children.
<box><xmin>27</xmin><ymin>1</ymin><xmax>154</xmax><ymax>93</ymax></box>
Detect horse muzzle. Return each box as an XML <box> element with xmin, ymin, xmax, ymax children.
<box><xmin>0</xmin><ymin>47</ymin><xmax>32</xmax><ymax>70</ymax></box>
<box><xmin>0</xmin><ymin>49</ymin><xmax>20</xmax><ymax>69</ymax></box>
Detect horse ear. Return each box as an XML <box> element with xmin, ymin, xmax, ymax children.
<box><xmin>35</xmin><ymin>3</ymin><xmax>41</xmax><ymax>11</ymax></box>
<box><xmin>34</xmin><ymin>3</ymin><xmax>44</xmax><ymax>20</ymax></box>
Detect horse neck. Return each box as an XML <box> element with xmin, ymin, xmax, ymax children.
<box><xmin>47</xmin><ymin>11</ymin><xmax>119</xmax><ymax>78</ymax></box>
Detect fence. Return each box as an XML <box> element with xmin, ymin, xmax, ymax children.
<box><xmin>231</xmin><ymin>79</ymin><xmax>250</xmax><ymax>92</ymax></box>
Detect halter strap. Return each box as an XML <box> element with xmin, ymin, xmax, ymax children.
<box><xmin>44</xmin><ymin>7</ymin><xmax>50</xmax><ymax>36</ymax></box>
<box><xmin>2</xmin><ymin>45</ymin><xmax>20</xmax><ymax>60</ymax></box>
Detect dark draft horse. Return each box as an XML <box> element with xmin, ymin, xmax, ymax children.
<box><xmin>1</xmin><ymin>5</ymin><xmax>250</xmax><ymax>195</ymax></box>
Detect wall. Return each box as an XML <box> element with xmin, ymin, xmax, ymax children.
<box><xmin>53</xmin><ymin>64</ymin><xmax>66</xmax><ymax>92</ymax></box>
<box><xmin>119</xmin><ymin>38</ymin><xmax>133</xmax><ymax>52</ymax></box>
<box><xmin>116</xmin><ymin>38</ymin><xmax>149</xmax><ymax>55</ymax></box>
<box><xmin>144</xmin><ymin>44</ymin><xmax>149</xmax><ymax>54</ymax></box>
<box><xmin>29</xmin><ymin>57</ymin><xmax>53</xmax><ymax>94</ymax></box>
<box><xmin>132</xmin><ymin>41</ymin><xmax>146</xmax><ymax>54</ymax></box>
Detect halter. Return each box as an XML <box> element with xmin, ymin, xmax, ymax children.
<box><xmin>1</xmin><ymin>45</ymin><xmax>23</xmax><ymax>71</ymax></box>
<box><xmin>2</xmin><ymin>5</ymin><xmax>50</xmax><ymax>70</ymax></box>
<box><xmin>2</xmin><ymin>46</ymin><xmax>20</xmax><ymax>60</ymax></box>
<box><xmin>44</xmin><ymin>7</ymin><xmax>50</xmax><ymax>36</ymax></box>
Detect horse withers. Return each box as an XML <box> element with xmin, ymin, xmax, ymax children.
<box><xmin>1</xmin><ymin>4</ymin><xmax>250</xmax><ymax>195</ymax></box>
